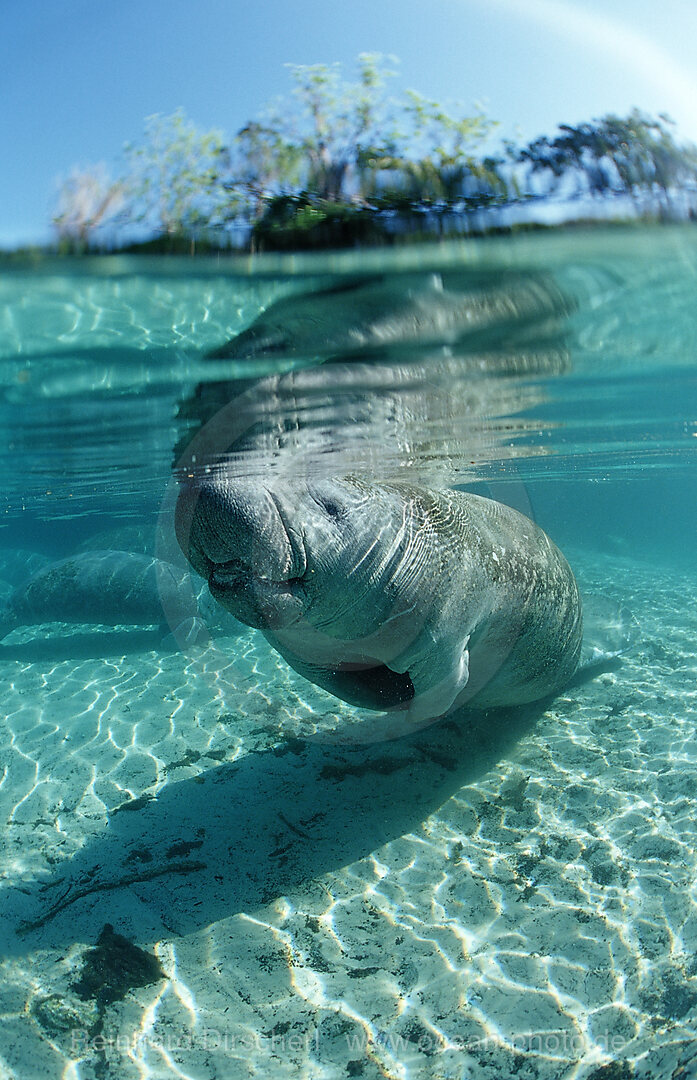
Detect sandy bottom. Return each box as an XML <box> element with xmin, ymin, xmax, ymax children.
<box><xmin>0</xmin><ymin>550</ymin><xmax>696</xmax><ymax>1080</ymax></box>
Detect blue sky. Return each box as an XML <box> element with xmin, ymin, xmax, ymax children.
<box><xmin>4</xmin><ymin>0</ymin><xmax>697</xmax><ymax>247</ymax></box>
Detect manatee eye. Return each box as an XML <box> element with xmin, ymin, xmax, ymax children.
<box><xmin>320</xmin><ymin>496</ymin><xmax>343</xmax><ymax>518</ymax></box>
<box><xmin>311</xmin><ymin>490</ymin><xmax>345</xmax><ymax>520</ymax></box>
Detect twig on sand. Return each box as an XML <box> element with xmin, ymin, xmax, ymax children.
<box><xmin>17</xmin><ymin>860</ymin><xmax>207</xmax><ymax>934</ymax></box>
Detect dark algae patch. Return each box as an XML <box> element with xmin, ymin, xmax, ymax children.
<box><xmin>71</xmin><ymin>923</ymin><xmax>167</xmax><ymax>1007</ymax></box>
<box><xmin>64</xmin><ymin>924</ymin><xmax>168</xmax><ymax>1078</ymax></box>
<box><xmin>586</xmin><ymin>1063</ymin><xmax>634</xmax><ymax>1080</ymax></box>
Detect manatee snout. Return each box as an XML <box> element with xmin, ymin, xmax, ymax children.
<box><xmin>176</xmin><ymin>477</ymin><xmax>287</xmax><ymax>573</ymax></box>
<box><xmin>175</xmin><ymin>475</ymin><xmax>306</xmax><ymax>628</ymax></box>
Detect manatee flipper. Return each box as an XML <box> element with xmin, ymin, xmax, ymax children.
<box><xmin>276</xmin><ymin>633</ymin><xmax>472</xmax><ymax>720</ymax></box>
<box><xmin>396</xmin><ymin>635</ymin><xmax>471</xmax><ymax>723</ymax></box>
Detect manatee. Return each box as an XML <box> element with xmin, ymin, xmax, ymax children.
<box><xmin>208</xmin><ymin>273</ymin><xmax>572</xmax><ymax>362</ymax></box>
<box><xmin>175</xmin><ymin>475</ymin><xmax>585</xmax><ymax>722</ymax></box>
<box><xmin>0</xmin><ymin>578</ymin><xmax>13</xmax><ymax>611</ymax></box>
<box><xmin>0</xmin><ymin>548</ymin><xmax>51</xmax><ymax>587</ymax></box>
<box><xmin>76</xmin><ymin>525</ymin><xmax>155</xmax><ymax>556</ymax></box>
<box><xmin>0</xmin><ymin>550</ymin><xmax>202</xmax><ymax>643</ymax></box>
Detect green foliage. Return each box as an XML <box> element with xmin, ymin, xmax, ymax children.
<box><xmin>516</xmin><ymin>110</ymin><xmax>697</xmax><ymax>210</ymax></box>
<box><xmin>52</xmin><ymin>164</ymin><xmax>125</xmax><ymax>251</ymax></box>
<box><xmin>245</xmin><ymin>53</ymin><xmax>402</xmax><ymax>202</ymax></box>
<box><xmin>122</xmin><ymin>109</ymin><xmax>234</xmax><ymax>237</ymax></box>
<box><xmin>402</xmin><ymin>90</ymin><xmax>495</xmax><ymax>167</ymax></box>
<box><xmin>232</xmin><ymin>122</ymin><xmax>304</xmax><ymax>219</ymax></box>
<box><xmin>50</xmin><ymin>58</ymin><xmax>697</xmax><ymax>253</ymax></box>
<box><xmin>251</xmin><ymin>193</ymin><xmax>389</xmax><ymax>250</ymax></box>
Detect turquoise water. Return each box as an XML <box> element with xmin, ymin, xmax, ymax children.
<box><xmin>0</xmin><ymin>227</ymin><xmax>696</xmax><ymax>1079</ymax></box>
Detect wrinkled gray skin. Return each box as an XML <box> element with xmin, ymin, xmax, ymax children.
<box><xmin>0</xmin><ymin>551</ymin><xmax>198</xmax><ymax>641</ymax></box>
<box><xmin>176</xmin><ymin>476</ymin><xmax>583</xmax><ymax>721</ymax></box>
<box><xmin>0</xmin><ymin>548</ymin><xmax>51</xmax><ymax>587</ymax></box>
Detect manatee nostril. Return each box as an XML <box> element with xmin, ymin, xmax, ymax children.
<box><xmin>175</xmin><ymin>477</ymin><xmax>243</xmax><ymax>566</ymax></box>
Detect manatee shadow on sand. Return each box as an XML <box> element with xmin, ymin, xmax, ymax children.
<box><xmin>3</xmin><ymin>697</ymin><xmax>562</xmax><ymax>953</ymax></box>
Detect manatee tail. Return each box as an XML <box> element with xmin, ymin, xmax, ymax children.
<box><xmin>578</xmin><ymin>594</ymin><xmax>639</xmax><ymax>671</ymax></box>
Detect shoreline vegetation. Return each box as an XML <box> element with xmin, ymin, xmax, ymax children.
<box><xmin>20</xmin><ymin>54</ymin><xmax>697</xmax><ymax>256</ymax></box>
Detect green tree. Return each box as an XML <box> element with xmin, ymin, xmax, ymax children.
<box><xmin>52</xmin><ymin>55</ymin><xmax>697</xmax><ymax>253</ymax></box>
<box><xmin>359</xmin><ymin>90</ymin><xmax>506</xmax><ymax>232</ymax></box>
<box><xmin>516</xmin><ymin>110</ymin><xmax>697</xmax><ymax>213</ymax></box>
<box><xmin>123</xmin><ymin>109</ymin><xmax>233</xmax><ymax>244</ymax></box>
<box><xmin>224</xmin><ymin>53</ymin><xmax>401</xmax><ymax>209</ymax></box>
<box><xmin>595</xmin><ymin>111</ymin><xmax>697</xmax><ymax>211</ymax></box>
<box><xmin>231</xmin><ymin>121</ymin><xmax>304</xmax><ymax>221</ymax></box>
<box><xmin>235</xmin><ymin>54</ymin><xmax>504</xmax><ymax>239</ymax></box>
<box><xmin>52</xmin><ymin>164</ymin><xmax>125</xmax><ymax>251</ymax></box>
<box><xmin>275</xmin><ymin>52</ymin><xmax>401</xmax><ymax>201</ymax></box>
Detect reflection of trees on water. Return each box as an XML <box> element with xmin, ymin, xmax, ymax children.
<box><xmin>52</xmin><ymin>56</ymin><xmax>697</xmax><ymax>253</ymax></box>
